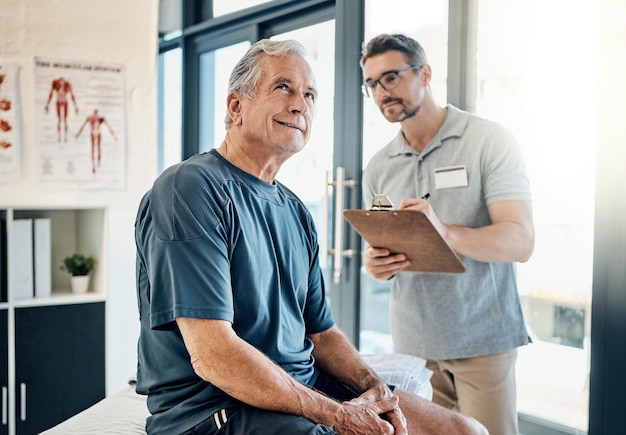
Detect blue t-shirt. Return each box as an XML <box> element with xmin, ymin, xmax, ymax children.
<box><xmin>135</xmin><ymin>150</ymin><xmax>334</xmax><ymax>434</ymax></box>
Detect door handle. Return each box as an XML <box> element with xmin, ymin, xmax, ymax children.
<box><xmin>1</xmin><ymin>386</ymin><xmax>6</xmax><ymax>425</ymax></box>
<box><xmin>321</xmin><ymin>170</ymin><xmax>331</xmax><ymax>270</ymax></box>
<box><xmin>328</xmin><ymin>166</ymin><xmax>358</xmax><ymax>284</ymax></box>
<box><xmin>20</xmin><ymin>383</ymin><xmax>26</xmax><ymax>421</ymax></box>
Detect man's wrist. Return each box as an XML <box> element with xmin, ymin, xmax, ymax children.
<box><xmin>302</xmin><ymin>392</ymin><xmax>343</xmax><ymax>428</ymax></box>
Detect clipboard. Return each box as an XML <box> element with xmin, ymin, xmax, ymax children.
<box><xmin>343</xmin><ymin>208</ymin><xmax>466</xmax><ymax>273</ymax></box>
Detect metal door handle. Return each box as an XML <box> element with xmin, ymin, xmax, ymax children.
<box><xmin>333</xmin><ymin>167</ymin><xmax>346</xmax><ymax>284</ymax></box>
<box><xmin>1</xmin><ymin>386</ymin><xmax>6</xmax><ymax>425</ymax></box>
<box><xmin>329</xmin><ymin>167</ymin><xmax>358</xmax><ymax>284</ymax></box>
<box><xmin>20</xmin><ymin>383</ymin><xmax>26</xmax><ymax>421</ymax></box>
<box><xmin>321</xmin><ymin>170</ymin><xmax>331</xmax><ymax>270</ymax></box>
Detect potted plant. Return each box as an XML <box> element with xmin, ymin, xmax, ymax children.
<box><xmin>60</xmin><ymin>253</ymin><xmax>97</xmax><ymax>293</ymax></box>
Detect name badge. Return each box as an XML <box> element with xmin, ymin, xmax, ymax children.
<box><xmin>434</xmin><ymin>165</ymin><xmax>468</xmax><ymax>189</ymax></box>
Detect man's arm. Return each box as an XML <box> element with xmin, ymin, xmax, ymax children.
<box><xmin>364</xmin><ymin>198</ymin><xmax>534</xmax><ymax>280</ymax></box>
<box><xmin>45</xmin><ymin>84</ymin><xmax>55</xmax><ymax>111</ymax></box>
<box><xmin>103</xmin><ymin>118</ymin><xmax>117</xmax><ymax>140</ymax></box>
<box><xmin>309</xmin><ymin>325</ymin><xmax>388</xmax><ymax>396</ymax></box>
<box><xmin>400</xmin><ymin>198</ymin><xmax>535</xmax><ymax>263</ymax></box>
<box><xmin>67</xmin><ymin>83</ymin><xmax>78</xmax><ymax>112</ymax></box>
<box><xmin>176</xmin><ymin>317</ymin><xmax>400</xmax><ymax>434</ymax></box>
<box><xmin>75</xmin><ymin>117</ymin><xmax>89</xmax><ymax>138</ymax></box>
<box><xmin>309</xmin><ymin>325</ymin><xmax>408</xmax><ymax>432</ymax></box>
<box><xmin>444</xmin><ymin>200</ymin><xmax>534</xmax><ymax>263</ymax></box>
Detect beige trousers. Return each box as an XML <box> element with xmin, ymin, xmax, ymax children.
<box><xmin>426</xmin><ymin>349</ymin><xmax>519</xmax><ymax>435</ymax></box>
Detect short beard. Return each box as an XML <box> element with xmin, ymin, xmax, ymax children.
<box><xmin>381</xmin><ymin>98</ymin><xmax>421</xmax><ymax>123</ymax></box>
<box><xmin>397</xmin><ymin>104</ymin><xmax>420</xmax><ymax>122</ymax></box>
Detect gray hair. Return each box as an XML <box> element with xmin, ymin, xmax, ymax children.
<box><xmin>360</xmin><ymin>34</ymin><xmax>428</xmax><ymax>69</ymax></box>
<box><xmin>224</xmin><ymin>39</ymin><xmax>307</xmax><ymax>129</ymax></box>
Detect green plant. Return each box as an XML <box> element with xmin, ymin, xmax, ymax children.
<box><xmin>60</xmin><ymin>253</ymin><xmax>97</xmax><ymax>276</ymax></box>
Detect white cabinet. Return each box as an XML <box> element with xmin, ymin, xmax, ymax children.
<box><xmin>0</xmin><ymin>207</ymin><xmax>107</xmax><ymax>435</ymax></box>
<box><xmin>4</xmin><ymin>207</ymin><xmax>107</xmax><ymax>301</ymax></box>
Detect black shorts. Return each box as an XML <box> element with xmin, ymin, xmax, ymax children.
<box><xmin>180</xmin><ymin>371</ymin><xmax>393</xmax><ymax>435</ymax></box>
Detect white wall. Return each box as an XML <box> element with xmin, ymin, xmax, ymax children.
<box><xmin>0</xmin><ymin>0</ymin><xmax>158</xmax><ymax>395</ymax></box>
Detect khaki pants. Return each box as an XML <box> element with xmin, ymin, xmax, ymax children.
<box><xmin>426</xmin><ymin>349</ymin><xmax>518</xmax><ymax>435</ymax></box>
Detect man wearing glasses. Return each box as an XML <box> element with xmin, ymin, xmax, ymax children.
<box><xmin>359</xmin><ymin>33</ymin><xmax>535</xmax><ymax>435</ymax></box>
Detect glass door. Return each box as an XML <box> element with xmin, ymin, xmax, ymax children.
<box><xmin>474</xmin><ymin>0</ymin><xmax>599</xmax><ymax>432</ymax></box>
<box><xmin>359</xmin><ymin>0</ymin><xmax>450</xmax><ymax>353</ymax></box>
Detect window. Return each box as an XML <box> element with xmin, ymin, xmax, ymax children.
<box><xmin>213</xmin><ymin>0</ymin><xmax>275</xmax><ymax>17</ymax></box>
<box><xmin>198</xmin><ymin>42</ymin><xmax>251</xmax><ymax>153</ymax></box>
<box><xmin>475</xmin><ymin>0</ymin><xmax>600</xmax><ymax>431</ymax></box>
<box><xmin>158</xmin><ymin>48</ymin><xmax>182</xmax><ymax>173</ymax></box>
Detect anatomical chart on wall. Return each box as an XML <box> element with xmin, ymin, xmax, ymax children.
<box><xmin>0</xmin><ymin>62</ymin><xmax>21</xmax><ymax>182</ymax></box>
<box><xmin>34</xmin><ymin>57</ymin><xmax>126</xmax><ymax>189</ymax></box>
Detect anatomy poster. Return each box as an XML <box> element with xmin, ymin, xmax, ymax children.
<box><xmin>34</xmin><ymin>57</ymin><xmax>126</xmax><ymax>189</ymax></box>
<box><xmin>0</xmin><ymin>62</ymin><xmax>21</xmax><ymax>182</ymax></box>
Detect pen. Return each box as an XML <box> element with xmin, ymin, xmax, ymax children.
<box><xmin>421</xmin><ymin>193</ymin><xmax>430</xmax><ymax>200</ymax></box>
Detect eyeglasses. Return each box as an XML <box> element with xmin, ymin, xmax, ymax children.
<box><xmin>361</xmin><ymin>65</ymin><xmax>423</xmax><ymax>98</ymax></box>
